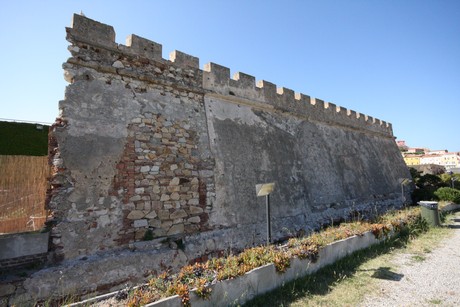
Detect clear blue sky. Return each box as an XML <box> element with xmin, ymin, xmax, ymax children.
<box><xmin>1</xmin><ymin>1</ymin><xmax>459</xmax><ymax>151</ymax></box>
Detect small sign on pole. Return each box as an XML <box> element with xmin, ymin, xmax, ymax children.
<box><xmin>398</xmin><ymin>178</ymin><xmax>412</xmax><ymax>205</ymax></box>
<box><xmin>256</xmin><ymin>182</ymin><xmax>275</xmax><ymax>245</ymax></box>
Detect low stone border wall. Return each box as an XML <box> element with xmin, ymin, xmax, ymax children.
<box><xmin>67</xmin><ymin>231</ymin><xmax>381</xmax><ymax>307</ymax></box>
<box><xmin>0</xmin><ymin>231</ymin><xmax>49</xmax><ymax>270</ymax></box>
<box><xmin>148</xmin><ymin>232</ymin><xmax>380</xmax><ymax>307</ymax></box>
<box><xmin>440</xmin><ymin>203</ymin><xmax>460</xmax><ymax>213</ymax></box>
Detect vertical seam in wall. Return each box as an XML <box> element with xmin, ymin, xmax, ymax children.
<box><xmin>202</xmin><ymin>94</ymin><xmax>218</xmax><ymax>157</ymax></box>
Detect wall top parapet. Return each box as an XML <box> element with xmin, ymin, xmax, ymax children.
<box><xmin>67</xmin><ymin>13</ymin><xmax>393</xmax><ymax>137</ymax></box>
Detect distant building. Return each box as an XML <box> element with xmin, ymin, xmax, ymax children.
<box><xmin>403</xmin><ymin>155</ymin><xmax>420</xmax><ymax>166</ymax></box>
<box><xmin>427</xmin><ymin>150</ymin><xmax>448</xmax><ymax>155</ymax></box>
<box><xmin>406</xmin><ymin>148</ymin><xmax>425</xmax><ymax>154</ymax></box>
<box><xmin>441</xmin><ymin>152</ymin><xmax>460</xmax><ymax>170</ymax></box>
<box><xmin>402</xmin><ymin>146</ymin><xmax>460</xmax><ymax>171</ymax></box>
<box><xmin>420</xmin><ymin>154</ymin><xmax>443</xmax><ymax>165</ymax></box>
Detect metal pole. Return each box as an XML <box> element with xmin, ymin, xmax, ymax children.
<box><xmin>266</xmin><ymin>194</ymin><xmax>271</xmax><ymax>245</ymax></box>
<box><xmin>401</xmin><ymin>184</ymin><xmax>404</xmax><ymax>205</ymax></box>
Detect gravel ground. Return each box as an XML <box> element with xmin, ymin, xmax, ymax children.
<box><xmin>360</xmin><ymin>212</ymin><xmax>460</xmax><ymax>307</ymax></box>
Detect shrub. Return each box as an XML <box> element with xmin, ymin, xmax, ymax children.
<box><xmin>434</xmin><ymin>187</ymin><xmax>460</xmax><ymax>204</ymax></box>
<box><xmin>412</xmin><ymin>187</ymin><xmax>438</xmax><ymax>204</ymax></box>
<box><xmin>410</xmin><ymin>171</ymin><xmax>451</xmax><ymax>204</ymax></box>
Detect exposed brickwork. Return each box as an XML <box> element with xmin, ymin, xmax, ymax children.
<box><xmin>112</xmin><ymin>113</ymin><xmax>209</xmax><ymax>242</ymax></box>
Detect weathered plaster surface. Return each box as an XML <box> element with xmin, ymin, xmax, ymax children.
<box><xmin>46</xmin><ymin>13</ymin><xmax>410</xmax><ymax>262</ymax></box>
<box><xmin>4</xmin><ymin>13</ymin><xmax>412</xmax><ymax>305</ymax></box>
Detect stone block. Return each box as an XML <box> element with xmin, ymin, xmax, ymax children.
<box><xmin>161</xmin><ymin>221</ymin><xmax>173</xmax><ymax>230</ymax></box>
<box><xmin>189</xmin><ymin>206</ymin><xmax>203</xmax><ymax>214</ymax></box>
<box><xmin>167</xmin><ymin>224</ymin><xmax>184</xmax><ymax>236</ymax></box>
<box><xmin>135</xmin><ymin>203</ymin><xmax>144</xmax><ymax>210</ymax></box>
<box><xmin>188</xmin><ymin>216</ymin><xmax>200</xmax><ymax>224</ymax></box>
<box><xmin>129</xmin><ymin>195</ymin><xmax>142</xmax><ymax>202</ymax></box>
<box><xmin>160</xmin><ymin>194</ymin><xmax>170</xmax><ymax>201</ymax></box>
<box><xmin>127</xmin><ymin>210</ymin><xmax>145</xmax><ymax>220</ymax></box>
<box><xmin>135</xmin><ymin>229</ymin><xmax>147</xmax><ymax>240</ymax></box>
<box><xmin>145</xmin><ymin>211</ymin><xmax>157</xmax><ymax>219</ymax></box>
<box><xmin>133</xmin><ymin>219</ymin><xmax>148</xmax><ymax>228</ymax></box>
<box><xmin>170</xmin><ymin>50</ymin><xmax>199</xmax><ymax>69</ymax></box>
<box><xmin>70</xmin><ymin>14</ymin><xmax>116</xmax><ymax>47</ymax></box>
<box><xmin>158</xmin><ymin>210</ymin><xmax>170</xmax><ymax>220</ymax></box>
<box><xmin>153</xmin><ymin>228</ymin><xmax>166</xmax><ymax>237</ymax></box>
<box><xmin>152</xmin><ymin>201</ymin><xmax>162</xmax><ymax>210</ymax></box>
<box><xmin>140</xmin><ymin>166</ymin><xmax>150</xmax><ymax>173</ymax></box>
<box><xmin>126</xmin><ymin>34</ymin><xmax>162</xmax><ymax>60</ymax></box>
<box><xmin>167</xmin><ymin>186</ymin><xmax>181</xmax><ymax>193</ymax></box>
<box><xmin>164</xmin><ymin>203</ymin><xmax>174</xmax><ymax>210</ymax></box>
<box><xmin>170</xmin><ymin>192</ymin><xmax>180</xmax><ymax>201</ymax></box>
<box><xmin>147</xmin><ymin>217</ymin><xmax>160</xmax><ymax>226</ymax></box>
<box><xmin>169</xmin><ymin>177</ymin><xmax>180</xmax><ymax>186</ymax></box>
<box><xmin>152</xmin><ymin>185</ymin><xmax>161</xmax><ymax>194</ymax></box>
<box><xmin>170</xmin><ymin>209</ymin><xmax>188</xmax><ymax>219</ymax></box>
<box><xmin>185</xmin><ymin>224</ymin><xmax>199</xmax><ymax>233</ymax></box>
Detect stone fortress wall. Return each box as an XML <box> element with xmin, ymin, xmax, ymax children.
<box><xmin>38</xmin><ymin>13</ymin><xmax>411</xmax><ymax>298</ymax></box>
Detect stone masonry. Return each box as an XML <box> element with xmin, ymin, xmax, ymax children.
<box><xmin>46</xmin><ymin>13</ymin><xmax>411</xmax><ymax>261</ymax></box>
<box><xmin>4</xmin><ymin>13</ymin><xmax>412</xmax><ymax>305</ymax></box>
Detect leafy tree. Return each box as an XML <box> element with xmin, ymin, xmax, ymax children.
<box><xmin>409</xmin><ymin>168</ymin><xmax>448</xmax><ymax>204</ymax></box>
<box><xmin>417</xmin><ymin>174</ymin><xmax>445</xmax><ymax>188</ymax></box>
<box><xmin>440</xmin><ymin>173</ymin><xmax>460</xmax><ymax>189</ymax></box>
<box><xmin>409</xmin><ymin>167</ymin><xmax>421</xmax><ymax>179</ymax></box>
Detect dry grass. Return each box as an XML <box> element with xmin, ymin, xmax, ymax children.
<box><xmin>0</xmin><ymin>155</ymin><xmax>50</xmax><ymax>233</ymax></box>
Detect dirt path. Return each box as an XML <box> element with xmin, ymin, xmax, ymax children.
<box><xmin>360</xmin><ymin>212</ymin><xmax>460</xmax><ymax>307</ymax></box>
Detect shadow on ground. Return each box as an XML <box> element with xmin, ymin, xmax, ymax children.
<box><xmin>370</xmin><ymin>267</ymin><xmax>404</xmax><ymax>281</ymax></box>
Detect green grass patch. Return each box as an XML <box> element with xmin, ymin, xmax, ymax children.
<box><xmin>428</xmin><ymin>298</ymin><xmax>443</xmax><ymax>305</ymax></box>
<box><xmin>410</xmin><ymin>254</ymin><xmax>426</xmax><ymax>262</ymax></box>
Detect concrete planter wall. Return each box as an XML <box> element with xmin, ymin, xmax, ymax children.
<box><xmin>0</xmin><ymin>231</ymin><xmax>49</xmax><ymax>260</ymax></box>
<box><xmin>440</xmin><ymin>203</ymin><xmax>460</xmax><ymax>213</ymax></box>
<box><xmin>146</xmin><ymin>232</ymin><xmax>380</xmax><ymax>307</ymax></box>
<box><xmin>0</xmin><ymin>231</ymin><xmax>49</xmax><ymax>270</ymax></box>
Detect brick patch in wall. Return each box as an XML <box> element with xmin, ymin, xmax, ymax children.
<box><xmin>112</xmin><ymin>112</ymin><xmax>209</xmax><ymax>243</ymax></box>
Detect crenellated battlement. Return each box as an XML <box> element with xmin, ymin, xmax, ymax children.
<box><xmin>67</xmin><ymin>13</ymin><xmax>393</xmax><ymax>137</ymax></box>
<box><xmin>34</xmin><ymin>15</ymin><xmax>409</xmax><ymax>301</ymax></box>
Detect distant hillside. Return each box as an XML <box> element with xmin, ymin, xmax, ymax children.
<box><xmin>0</xmin><ymin>121</ymin><xmax>49</xmax><ymax>156</ymax></box>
